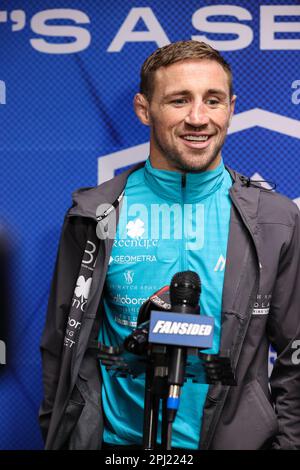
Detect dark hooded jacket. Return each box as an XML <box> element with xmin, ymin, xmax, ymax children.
<box><xmin>39</xmin><ymin>163</ymin><xmax>300</xmax><ymax>450</ymax></box>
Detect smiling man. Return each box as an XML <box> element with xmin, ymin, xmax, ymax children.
<box><xmin>134</xmin><ymin>56</ymin><xmax>235</xmax><ymax>173</ymax></box>
<box><xmin>40</xmin><ymin>41</ymin><xmax>300</xmax><ymax>451</ymax></box>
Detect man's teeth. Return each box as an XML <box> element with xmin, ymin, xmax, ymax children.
<box><xmin>183</xmin><ymin>135</ymin><xmax>209</xmax><ymax>141</ymax></box>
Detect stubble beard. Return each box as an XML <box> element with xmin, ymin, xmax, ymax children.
<box><xmin>152</xmin><ymin>124</ymin><xmax>226</xmax><ymax>173</ymax></box>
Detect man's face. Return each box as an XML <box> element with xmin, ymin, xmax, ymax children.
<box><xmin>135</xmin><ymin>59</ymin><xmax>236</xmax><ymax>172</ymax></box>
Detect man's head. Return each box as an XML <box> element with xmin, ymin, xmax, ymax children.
<box><xmin>134</xmin><ymin>40</ymin><xmax>236</xmax><ymax>173</ymax></box>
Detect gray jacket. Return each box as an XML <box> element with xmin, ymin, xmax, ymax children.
<box><xmin>39</xmin><ymin>163</ymin><xmax>300</xmax><ymax>450</ymax></box>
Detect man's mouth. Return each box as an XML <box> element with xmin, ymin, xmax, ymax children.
<box><xmin>182</xmin><ymin>135</ymin><xmax>209</xmax><ymax>142</ymax></box>
<box><xmin>179</xmin><ymin>133</ymin><xmax>213</xmax><ymax>148</ymax></box>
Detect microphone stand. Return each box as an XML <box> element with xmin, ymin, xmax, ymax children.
<box><xmin>140</xmin><ymin>345</ymin><xmax>236</xmax><ymax>450</ymax></box>
<box><xmin>91</xmin><ymin>343</ymin><xmax>235</xmax><ymax>450</ymax></box>
<box><xmin>142</xmin><ymin>344</ymin><xmax>173</xmax><ymax>450</ymax></box>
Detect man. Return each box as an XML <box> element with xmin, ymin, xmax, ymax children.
<box><xmin>40</xmin><ymin>40</ymin><xmax>300</xmax><ymax>450</ymax></box>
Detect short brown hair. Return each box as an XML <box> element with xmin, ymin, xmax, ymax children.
<box><xmin>139</xmin><ymin>40</ymin><xmax>233</xmax><ymax>100</ymax></box>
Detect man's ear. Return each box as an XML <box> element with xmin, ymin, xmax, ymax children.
<box><xmin>133</xmin><ymin>93</ymin><xmax>150</xmax><ymax>126</ymax></box>
<box><xmin>228</xmin><ymin>94</ymin><xmax>237</xmax><ymax>127</ymax></box>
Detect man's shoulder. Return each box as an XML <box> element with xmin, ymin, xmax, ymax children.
<box><xmin>255</xmin><ymin>184</ymin><xmax>299</xmax><ymax>227</ymax></box>
<box><xmin>227</xmin><ymin>166</ymin><xmax>299</xmax><ymax>226</ymax></box>
<box><xmin>69</xmin><ymin>162</ymin><xmax>145</xmax><ymax>218</ymax></box>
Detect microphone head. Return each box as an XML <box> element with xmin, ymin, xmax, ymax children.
<box><xmin>170</xmin><ymin>271</ymin><xmax>201</xmax><ymax>308</ymax></box>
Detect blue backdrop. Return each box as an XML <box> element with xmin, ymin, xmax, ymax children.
<box><xmin>0</xmin><ymin>0</ymin><xmax>299</xmax><ymax>449</ymax></box>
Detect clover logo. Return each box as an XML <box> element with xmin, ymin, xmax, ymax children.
<box><xmin>75</xmin><ymin>275</ymin><xmax>92</xmax><ymax>302</ymax></box>
<box><xmin>126</xmin><ymin>218</ymin><xmax>145</xmax><ymax>239</ymax></box>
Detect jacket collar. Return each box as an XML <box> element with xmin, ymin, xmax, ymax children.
<box><xmin>143</xmin><ymin>158</ymin><xmax>226</xmax><ymax>203</ymax></box>
<box><xmin>227</xmin><ymin>166</ymin><xmax>261</xmax><ymax>262</ymax></box>
<box><xmin>68</xmin><ymin>161</ymin><xmax>261</xmax><ymax>251</ymax></box>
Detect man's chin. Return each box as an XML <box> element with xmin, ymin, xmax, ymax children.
<box><xmin>174</xmin><ymin>155</ymin><xmax>218</xmax><ymax>173</ymax></box>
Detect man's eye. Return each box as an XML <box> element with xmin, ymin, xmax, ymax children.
<box><xmin>171</xmin><ymin>99</ymin><xmax>187</xmax><ymax>105</ymax></box>
<box><xmin>207</xmin><ymin>99</ymin><xmax>220</xmax><ymax>106</ymax></box>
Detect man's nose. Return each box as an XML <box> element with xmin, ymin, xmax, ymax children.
<box><xmin>184</xmin><ymin>101</ymin><xmax>210</xmax><ymax>127</ymax></box>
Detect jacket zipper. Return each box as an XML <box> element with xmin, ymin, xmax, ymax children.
<box><xmin>201</xmin><ymin>187</ymin><xmax>261</xmax><ymax>450</ymax></box>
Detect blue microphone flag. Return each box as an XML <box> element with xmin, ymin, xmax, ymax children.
<box><xmin>149</xmin><ymin>311</ymin><xmax>214</xmax><ymax>349</ymax></box>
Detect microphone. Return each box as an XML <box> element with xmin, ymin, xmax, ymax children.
<box><xmin>124</xmin><ymin>286</ymin><xmax>171</xmax><ymax>355</ymax></box>
<box><xmin>167</xmin><ymin>271</ymin><xmax>201</xmax><ymax>423</ymax></box>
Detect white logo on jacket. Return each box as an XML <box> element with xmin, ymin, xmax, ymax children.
<box><xmin>124</xmin><ymin>270</ymin><xmax>134</xmax><ymax>285</ymax></box>
<box><xmin>214</xmin><ymin>255</ymin><xmax>226</xmax><ymax>272</ymax></box>
<box><xmin>252</xmin><ymin>293</ymin><xmax>272</xmax><ymax>315</ymax></box>
<box><xmin>126</xmin><ymin>218</ymin><xmax>145</xmax><ymax>238</ymax></box>
<box><xmin>75</xmin><ymin>275</ymin><xmax>92</xmax><ymax>302</ymax></box>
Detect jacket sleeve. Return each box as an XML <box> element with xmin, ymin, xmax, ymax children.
<box><xmin>39</xmin><ymin>214</ymin><xmax>88</xmax><ymax>443</ymax></box>
<box><xmin>267</xmin><ymin>206</ymin><xmax>300</xmax><ymax>450</ymax></box>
